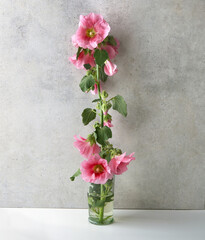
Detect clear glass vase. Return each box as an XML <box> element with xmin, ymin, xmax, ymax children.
<box><xmin>87</xmin><ymin>177</ymin><xmax>114</xmax><ymax>225</ymax></box>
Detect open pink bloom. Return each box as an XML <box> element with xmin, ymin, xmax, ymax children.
<box><xmin>69</xmin><ymin>51</ymin><xmax>95</xmax><ymax>70</ymax></box>
<box><xmin>73</xmin><ymin>136</ymin><xmax>100</xmax><ymax>158</ymax></box>
<box><xmin>73</xmin><ymin>13</ymin><xmax>110</xmax><ymax>50</ymax></box>
<box><xmin>109</xmin><ymin>152</ymin><xmax>135</xmax><ymax>175</ymax></box>
<box><xmin>104</xmin><ymin>60</ymin><xmax>118</xmax><ymax>76</ymax></box>
<box><xmin>104</xmin><ymin>120</ymin><xmax>113</xmax><ymax>128</ymax></box>
<box><xmin>80</xmin><ymin>154</ymin><xmax>113</xmax><ymax>184</ymax></box>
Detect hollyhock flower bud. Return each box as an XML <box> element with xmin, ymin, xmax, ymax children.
<box><xmin>96</xmin><ymin>102</ymin><xmax>101</xmax><ymax>110</ymax></box>
<box><xmin>90</xmin><ymin>83</ymin><xmax>98</xmax><ymax>95</ymax></box>
<box><xmin>104</xmin><ymin>120</ymin><xmax>113</xmax><ymax>128</ymax></box>
<box><xmin>103</xmin><ymin>112</ymin><xmax>113</xmax><ymax>127</ymax></box>
<box><xmin>104</xmin><ymin>60</ymin><xmax>118</xmax><ymax>76</ymax></box>
<box><xmin>104</xmin><ymin>113</ymin><xmax>112</xmax><ymax>121</ymax></box>
<box><xmin>73</xmin><ymin>136</ymin><xmax>100</xmax><ymax>158</ymax></box>
<box><xmin>93</xmin><ymin>122</ymin><xmax>100</xmax><ymax>128</ymax></box>
<box><xmin>73</xmin><ymin>13</ymin><xmax>110</xmax><ymax>50</ymax></box>
<box><xmin>80</xmin><ymin>154</ymin><xmax>113</xmax><ymax>184</ymax></box>
<box><xmin>69</xmin><ymin>51</ymin><xmax>95</xmax><ymax>70</ymax></box>
<box><xmin>109</xmin><ymin>152</ymin><xmax>135</xmax><ymax>175</ymax></box>
<box><xmin>103</xmin><ymin>103</ymin><xmax>112</xmax><ymax>115</ymax></box>
<box><xmin>101</xmin><ymin>90</ymin><xmax>108</xmax><ymax>98</ymax></box>
<box><xmin>101</xmin><ymin>103</ymin><xmax>108</xmax><ymax>113</ymax></box>
<box><xmin>90</xmin><ymin>82</ymin><xmax>102</xmax><ymax>95</ymax></box>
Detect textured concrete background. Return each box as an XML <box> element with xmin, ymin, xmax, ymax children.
<box><xmin>0</xmin><ymin>0</ymin><xmax>205</xmax><ymax>209</ymax></box>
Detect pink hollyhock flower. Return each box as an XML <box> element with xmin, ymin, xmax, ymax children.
<box><xmin>101</xmin><ymin>38</ymin><xmax>120</xmax><ymax>59</ymax></box>
<box><xmin>80</xmin><ymin>154</ymin><xmax>113</xmax><ymax>184</ymax></box>
<box><xmin>104</xmin><ymin>120</ymin><xmax>113</xmax><ymax>128</ymax></box>
<box><xmin>73</xmin><ymin>136</ymin><xmax>100</xmax><ymax>158</ymax></box>
<box><xmin>104</xmin><ymin>60</ymin><xmax>118</xmax><ymax>76</ymax></box>
<box><xmin>73</xmin><ymin>13</ymin><xmax>110</xmax><ymax>50</ymax></box>
<box><xmin>109</xmin><ymin>152</ymin><xmax>135</xmax><ymax>175</ymax></box>
<box><xmin>101</xmin><ymin>45</ymin><xmax>117</xmax><ymax>60</ymax></box>
<box><xmin>102</xmin><ymin>37</ymin><xmax>120</xmax><ymax>59</ymax></box>
<box><xmin>69</xmin><ymin>51</ymin><xmax>95</xmax><ymax>70</ymax></box>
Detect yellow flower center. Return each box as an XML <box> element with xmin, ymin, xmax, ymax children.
<box><xmin>93</xmin><ymin>164</ymin><xmax>104</xmax><ymax>173</ymax></box>
<box><xmin>86</xmin><ymin>28</ymin><xmax>96</xmax><ymax>38</ymax></box>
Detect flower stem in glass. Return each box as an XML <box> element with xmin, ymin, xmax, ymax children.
<box><xmin>96</xmin><ymin>64</ymin><xmax>104</xmax><ymax>223</ymax></box>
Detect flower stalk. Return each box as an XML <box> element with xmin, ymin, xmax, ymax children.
<box><xmin>96</xmin><ymin>65</ymin><xmax>104</xmax><ymax>128</ymax></box>
<box><xmin>69</xmin><ymin>13</ymin><xmax>135</xmax><ymax>225</ymax></box>
<box><xmin>96</xmin><ymin>64</ymin><xmax>105</xmax><ymax>223</ymax></box>
<box><xmin>99</xmin><ymin>184</ymin><xmax>105</xmax><ymax>223</ymax></box>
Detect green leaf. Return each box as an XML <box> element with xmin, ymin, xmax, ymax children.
<box><xmin>105</xmin><ymin>194</ymin><xmax>114</xmax><ymax>202</ymax></box>
<box><xmin>93</xmin><ymin>131</ymin><xmax>98</xmax><ymax>141</ymax></box>
<box><xmin>92</xmin><ymin>98</ymin><xmax>101</xmax><ymax>103</ymax></box>
<box><xmin>90</xmin><ymin>183</ymin><xmax>101</xmax><ymax>194</ymax></box>
<box><xmin>107</xmin><ymin>36</ymin><xmax>117</xmax><ymax>46</ymax></box>
<box><xmin>100</xmin><ymin>65</ymin><xmax>108</xmax><ymax>82</ymax></box>
<box><xmin>84</xmin><ymin>63</ymin><xmax>91</xmax><ymax>70</ymax></box>
<box><xmin>76</xmin><ymin>47</ymin><xmax>82</xmax><ymax>60</ymax></box>
<box><xmin>94</xmin><ymin>49</ymin><xmax>109</xmax><ymax>66</ymax></box>
<box><xmin>93</xmin><ymin>199</ymin><xmax>105</xmax><ymax>207</ymax></box>
<box><xmin>83</xmin><ymin>48</ymin><xmax>91</xmax><ymax>55</ymax></box>
<box><xmin>82</xmin><ymin>108</ymin><xmax>96</xmax><ymax>125</ymax></box>
<box><xmin>79</xmin><ymin>75</ymin><xmax>95</xmax><ymax>92</ymax></box>
<box><xmin>88</xmin><ymin>196</ymin><xmax>94</xmax><ymax>206</ymax></box>
<box><xmin>95</xmin><ymin>126</ymin><xmax>112</xmax><ymax>146</ymax></box>
<box><xmin>70</xmin><ymin>169</ymin><xmax>81</xmax><ymax>181</ymax></box>
<box><xmin>111</xmin><ymin>95</ymin><xmax>127</xmax><ymax>117</ymax></box>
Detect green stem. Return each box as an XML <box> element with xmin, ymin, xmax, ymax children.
<box><xmin>96</xmin><ymin>64</ymin><xmax>105</xmax><ymax>223</ymax></box>
<box><xmin>99</xmin><ymin>184</ymin><xmax>105</xmax><ymax>223</ymax></box>
<box><xmin>96</xmin><ymin>65</ymin><xmax>104</xmax><ymax>128</ymax></box>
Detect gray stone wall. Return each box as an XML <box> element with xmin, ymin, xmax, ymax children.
<box><xmin>0</xmin><ymin>0</ymin><xmax>204</xmax><ymax>209</ymax></box>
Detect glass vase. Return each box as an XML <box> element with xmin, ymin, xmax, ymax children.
<box><xmin>87</xmin><ymin>177</ymin><xmax>114</xmax><ymax>225</ymax></box>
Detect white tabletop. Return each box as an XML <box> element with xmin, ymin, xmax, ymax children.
<box><xmin>0</xmin><ymin>208</ymin><xmax>204</xmax><ymax>240</ymax></box>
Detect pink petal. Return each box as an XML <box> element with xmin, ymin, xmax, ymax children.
<box><xmin>104</xmin><ymin>60</ymin><xmax>118</xmax><ymax>76</ymax></box>
<box><xmin>109</xmin><ymin>152</ymin><xmax>135</xmax><ymax>175</ymax></box>
<box><xmin>102</xmin><ymin>45</ymin><xmax>117</xmax><ymax>59</ymax></box>
<box><xmin>71</xmin><ymin>34</ymin><xmax>79</xmax><ymax>47</ymax></box>
<box><xmin>80</xmin><ymin>154</ymin><xmax>111</xmax><ymax>184</ymax></box>
<box><xmin>73</xmin><ymin>136</ymin><xmax>100</xmax><ymax>159</ymax></box>
<box><xmin>74</xmin><ymin>13</ymin><xmax>110</xmax><ymax>50</ymax></box>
